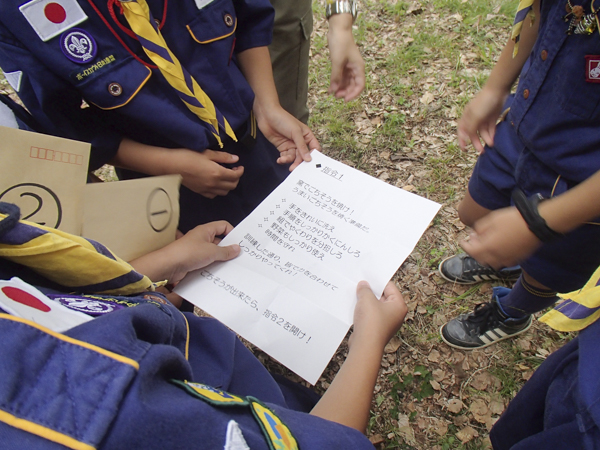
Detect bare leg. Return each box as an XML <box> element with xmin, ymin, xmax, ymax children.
<box><xmin>458</xmin><ymin>190</ymin><xmax>492</xmax><ymax>228</ymax></box>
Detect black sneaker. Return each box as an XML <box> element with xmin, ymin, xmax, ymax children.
<box><xmin>440</xmin><ymin>287</ymin><xmax>532</xmax><ymax>350</ymax></box>
<box><xmin>438</xmin><ymin>254</ymin><xmax>521</xmax><ymax>284</ymax></box>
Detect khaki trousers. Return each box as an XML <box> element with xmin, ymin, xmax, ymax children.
<box><xmin>269</xmin><ymin>0</ymin><xmax>313</xmax><ymax>124</ymax></box>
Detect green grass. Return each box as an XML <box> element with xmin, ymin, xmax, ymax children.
<box><xmin>309</xmin><ymin>0</ymin><xmax>519</xmax><ymax>176</ymax></box>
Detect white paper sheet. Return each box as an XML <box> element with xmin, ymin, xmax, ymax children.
<box><xmin>176</xmin><ymin>150</ymin><xmax>440</xmax><ymax>384</ymax></box>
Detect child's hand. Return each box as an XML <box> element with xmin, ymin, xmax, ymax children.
<box><xmin>173</xmin><ymin>149</ymin><xmax>244</xmax><ymax>198</ymax></box>
<box><xmin>256</xmin><ymin>106</ymin><xmax>321</xmax><ymax>171</ymax></box>
<box><xmin>461</xmin><ymin>207</ymin><xmax>542</xmax><ymax>269</ymax></box>
<box><xmin>327</xmin><ymin>14</ymin><xmax>365</xmax><ymax>102</ymax></box>
<box><xmin>351</xmin><ymin>281</ymin><xmax>407</xmax><ymax>350</ymax></box>
<box><xmin>457</xmin><ymin>86</ymin><xmax>508</xmax><ymax>153</ymax></box>
<box><xmin>130</xmin><ymin>221</ymin><xmax>240</xmax><ymax>285</ymax></box>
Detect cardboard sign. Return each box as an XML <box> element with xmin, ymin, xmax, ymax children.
<box><xmin>82</xmin><ymin>175</ymin><xmax>181</xmax><ymax>261</ymax></box>
<box><xmin>0</xmin><ymin>126</ymin><xmax>180</xmax><ymax>261</ymax></box>
<box><xmin>0</xmin><ymin>126</ymin><xmax>89</xmax><ymax>234</ymax></box>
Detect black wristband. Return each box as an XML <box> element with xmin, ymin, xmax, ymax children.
<box><xmin>512</xmin><ymin>189</ymin><xmax>564</xmax><ymax>243</ymax></box>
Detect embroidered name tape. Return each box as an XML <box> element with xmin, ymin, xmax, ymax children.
<box><xmin>20</xmin><ymin>0</ymin><xmax>88</xmax><ymax>42</ymax></box>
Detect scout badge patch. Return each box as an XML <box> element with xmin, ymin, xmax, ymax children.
<box><xmin>170</xmin><ymin>380</ymin><xmax>249</xmax><ymax>406</ymax></box>
<box><xmin>60</xmin><ymin>28</ymin><xmax>97</xmax><ymax>64</ymax></box>
<box><xmin>170</xmin><ymin>380</ymin><xmax>300</xmax><ymax>449</ymax></box>
<box><xmin>586</xmin><ymin>55</ymin><xmax>600</xmax><ymax>82</ymax></box>
<box><xmin>248</xmin><ymin>398</ymin><xmax>299</xmax><ymax>450</ymax></box>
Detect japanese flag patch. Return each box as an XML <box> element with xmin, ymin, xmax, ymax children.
<box><xmin>20</xmin><ymin>0</ymin><xmax>88</xmax><ymax>42</ymax></box>
<box><xmin>586</xmin><ymin>55</ymin><xmax>600</xmax><ymax>83</ymax></box>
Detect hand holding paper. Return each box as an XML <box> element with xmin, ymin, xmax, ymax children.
<box><xmin>176</xmin><ymin>150</ymin><xmax>440</xmax><ymax>383</ymax></box>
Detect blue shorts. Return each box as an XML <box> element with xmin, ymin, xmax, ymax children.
<box><xmin>468</xmin><ymin>120</ymin><xmax>600</xmax><ymax>293</ymax></box>
<box><xmin>490</xmin><ymin>319</ymin><xmax>600</xmax><ymax>449</ymax></box>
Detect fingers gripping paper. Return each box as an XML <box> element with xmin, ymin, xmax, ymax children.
<box><xmin>176</xmin><ymin>151</ymin><xmax>440</xmax><ymax>384</ymax></box>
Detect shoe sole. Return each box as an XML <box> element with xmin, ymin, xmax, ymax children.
<box><xmin>437</xmin><ymin>257</ymin><xmax>521</xmax><ymax>285</ymax></box>
<box><xmin>438</xmin><ymin>319</ymin><xmax>533</xmax><ymax>350</ymax></box>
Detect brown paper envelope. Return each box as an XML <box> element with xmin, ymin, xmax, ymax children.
<box><xmin>82</xmin><ymin>175</ymin><xmax>181</xmax><ymax>261</ymax></box>
<box><xmin>0</xmin><ymin>126</ymin><xmax>90</xmax><ymax>234</ymax></box>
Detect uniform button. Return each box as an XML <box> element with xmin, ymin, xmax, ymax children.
<box><xmin>224</xmin><ymin>14</ymin><xmax>234</xmax><ymax>27</ymax></box>
<box><xmin>511</xmin><ymin>121</ymin><xmax>515</xmax><ymax>126</ymax></box>
<box><xmin>154</xmin><ymin>18</ymin><xmax>160</xmax><ymax>26</ymax></box>
<box><xmin>523</xmin><ymin>89</ymin><xmax>530</xmax><ymax>99</ymax></box>
<box><xmin>108</xmin><ymin>82</ymin><xmax>123</xmax><ymax>97</ymax></box>
<box><xmin>541</xmin><ymin>50</ymin><xmax>548</xmax><ymax>60</ymax></box>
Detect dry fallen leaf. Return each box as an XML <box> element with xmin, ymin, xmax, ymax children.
<box><xmin>447</xmin><ymin>398</ymin><xmax>464</xmax><ymax>414</ymax></box>
<box><xmin>384</xmin><ymin>336</ymin><xmax>402</xmax><ymax>354</ymax></box>
<box><xmin>432</xmin><ymin>368</ymin><xmax>447</xmax><ymax>382</ymax></box>
<box><xmin>397</xmin><ymin>414</ymin><xmax>417</xmax><ymax>445</ymax></box>
<box><xmin>489</xmin><ymin>399</ymin><xmax>505</xmax><ymax>416</ymax></box>
<box><xmin>456</xmin><ymin>426</ymin><xmax>479</xmax><ymax>444</ymax></box>
<box><xmin>471</xmin><ymin>371</ymin><xmax>493</xmax><ymax>391</ymax></box>
<box><xmin>428</xmin><ymin>349</ymin><xmax>441</xmax><ymax>363</ymax></box>
<box><xmin>369</xmin><ymin>434</ymin><xmax>385</xmax><ymax>445</ymax></box>
<box><xmin>469</xmin><ymin>398</ymin><xmax>491</xmax><ymax>424</ymax></box>
<box><xmin>420</xmin><ymin>92</ymin><xmax>435</xmax><ymax>105</ymax></box>
<box><xmin>432</xmin><ymin>418</ymin><xmax>449</xmax><ymax>436</ymax></box>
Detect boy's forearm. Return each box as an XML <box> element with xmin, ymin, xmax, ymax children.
<box><xmin>539</xmin><ymin>169</ymin><xmax>600</xmax><ymax>234</ymax></box>
<box><xmin>129</xmin><ymin>246</ymin><xmax>176</xmax><ymax>283</ymax></box>
<box><xmin>328</xmin><ymin>11</ymin><xmax>353</xmax><ymax>33</ymax></box>
<box><xmin>310</xmin><ymin>337</ymin><xmax>385</xmax><ymax>432</ymax></box>
<box><xmin>484</xmin><ymin>0</ymin><xmax>540</xmax><ymax>94</ymax></box>
<box><xmin>236</xmin><ymin>46</ymin><xmax>281</xmax><ymax>114</ymax></box>
<box><xmin>111</xmin><ymin>139</ymin><xmax>176</xmax><ymax>176</ymax></box>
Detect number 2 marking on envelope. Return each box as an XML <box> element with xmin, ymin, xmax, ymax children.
<box><xmin>0</xmin><ymin>183</ymin><xmax>62</xmax><ymax>228</ymax></box>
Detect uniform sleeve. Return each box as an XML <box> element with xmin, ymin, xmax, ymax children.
<box><xmin>233</xmin><ymin>0</ymin><xmax>275</xmax><ymax>52</ymax></box>
<box><xmin>0</xmin><ymin>24</ymin><xmax>122</xmax><ymax>170</ymax></box>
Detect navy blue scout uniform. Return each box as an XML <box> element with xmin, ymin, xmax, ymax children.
<box><xmin>0</xmin><ymin>0</ymin><xmax>289</xmax><ymax>232</ymax></box>
<box><xmin>467</xmin><ymin>0</ymin><xmax>600</xmax><ymax>293</ymax></box>
<box><xmin>0</xmin><ymin>303</ymin><xmax>375</xmax><ymax>449</ymax></box>
<box><xmin>490</xmin><ymin>318</ymin><xmax>600</xmax><ymax>449</ymax></box>
<box><xmin>0</xmin><ymin>203</ymin><xmax>374</xmax><ymax>449</ymax></box>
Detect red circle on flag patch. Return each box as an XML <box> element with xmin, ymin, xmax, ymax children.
<box><xmin>2</xmin><ymin>287</ymin><xmax>51</xmax><ymax>312</ymax></box>
<box><xmin>44</xmin><ymin>2</ymin><xmax>67</xmax><ymax>24</ymax></box>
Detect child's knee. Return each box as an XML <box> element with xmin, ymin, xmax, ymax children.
<box><xmin>457</xmin><ymin>193</ymin><xmax>490</xmax><ymax>228</ymax></box>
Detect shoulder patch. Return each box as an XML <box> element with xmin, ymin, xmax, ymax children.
<box><xmin>60</xmin><ymin>28</ymin><xmax>97</xmax><ymax>64</ymax></box>
<box><xmin>170</xmin><ymin>380</ymin><xmax>249</xmax><ymax>406</ymax></box>
<box><xmin>248</xmin><ymin>398</ymin><xmax>299</xmax><ymax>450</ymax></box>
<box><xmin>20</xmin><ymin>0</ymin><xmax>88</xmax><ymax>42</ymax></box>
<box><xmin>225</xmin><ymin>420</ymin><xmax>250</xmax><ymax>450</ymax></box>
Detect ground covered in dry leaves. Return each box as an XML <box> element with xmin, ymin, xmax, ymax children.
<box><xmin>261</xmin><ymin>1</ymin><xmax>573</xmax><ymax>449</ymax></box>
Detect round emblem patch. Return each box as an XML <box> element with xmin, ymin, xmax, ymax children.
<box><xmin>49</xmin><ymin>295</ymin><xmax>124</xmax><ymax>316</ymax></box>
<box><xmin>60</xmin><ymin>28</ymin><xmax>97</xmax><ymax>64</ymax></box>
